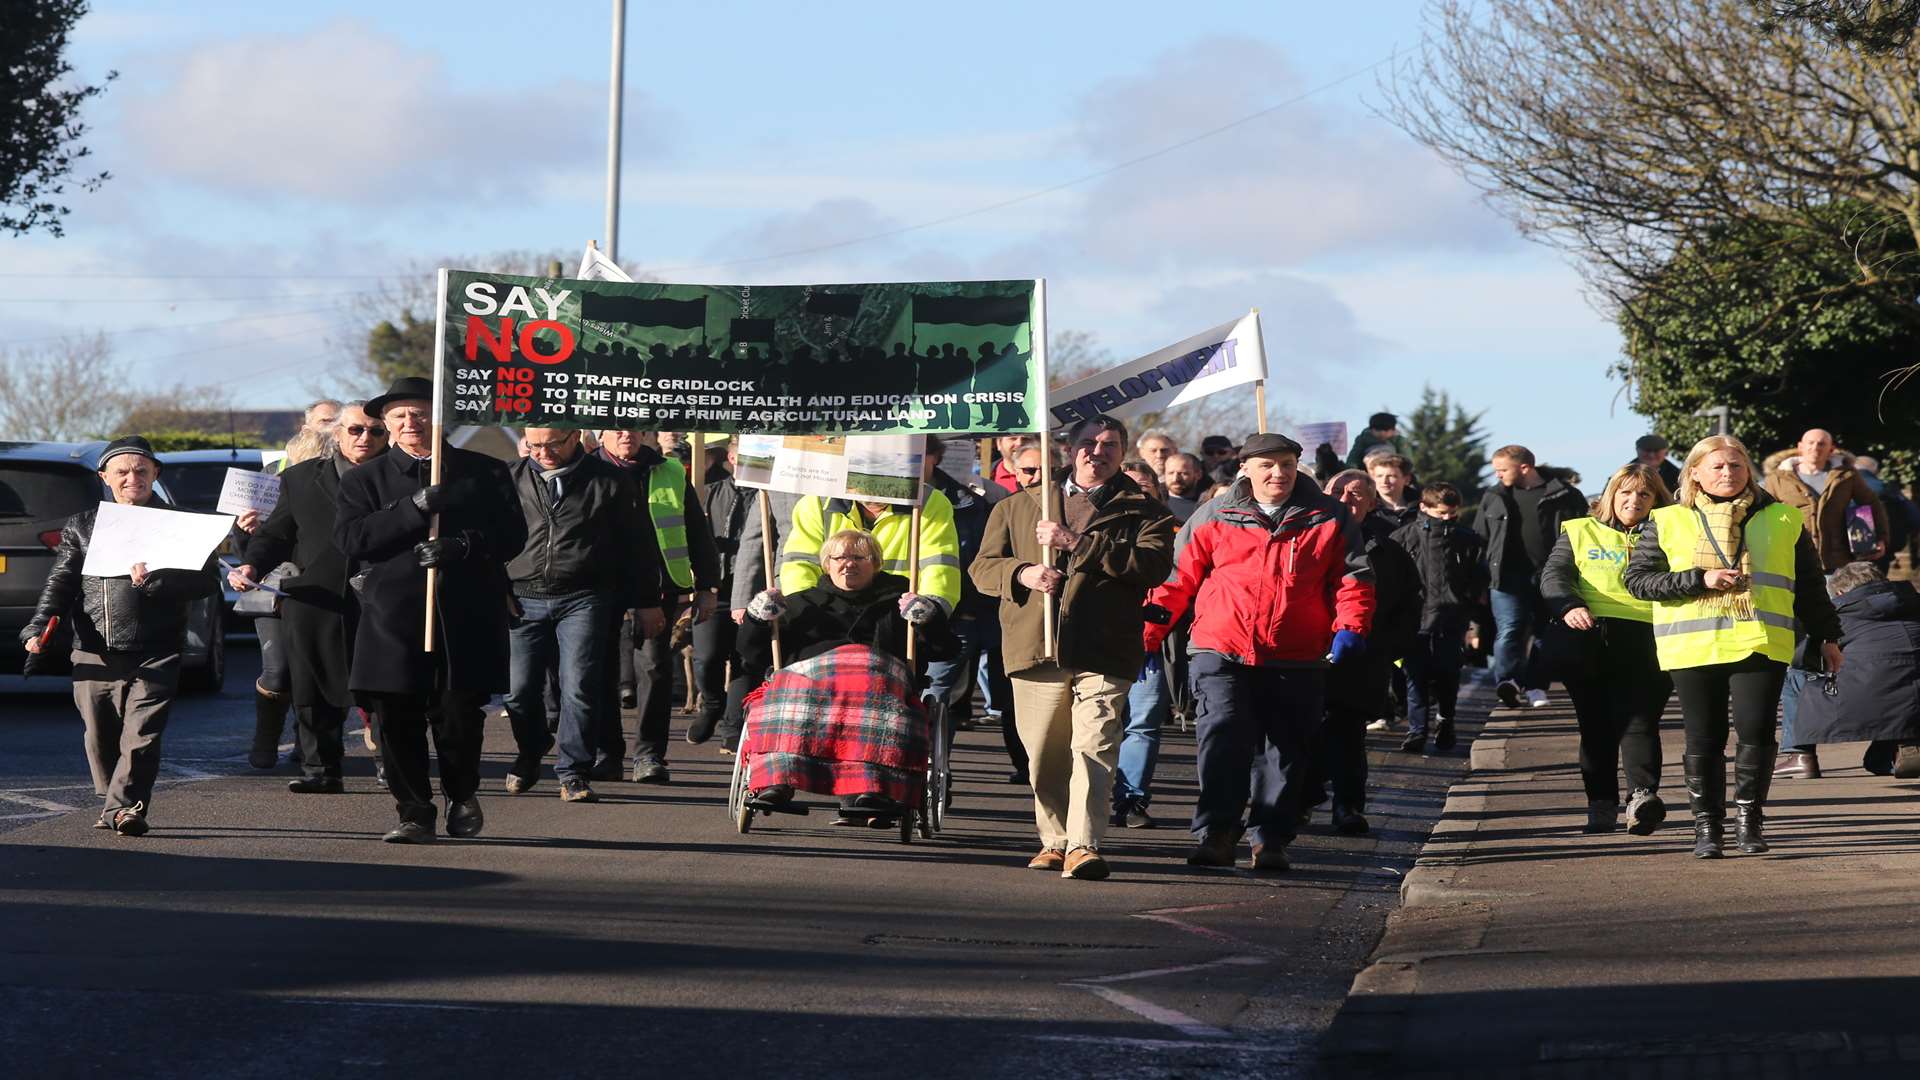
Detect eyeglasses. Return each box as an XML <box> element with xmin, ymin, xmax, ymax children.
<box><xmin>1016</xmin><ymin>466</ymin><xmax>1041</xmax><ymax>476</ymax></box>
<box><xmin>826</xmin><ymin>553</ymin><xmax>873</xmax><ymax>564</ymax></box>
<box><xmin>526</xmin><ymin>439</ymin><xmax>577</xmax><ymax>451</ymax></box>
<box><xmin>345</xmin><ymin>425</ymin><xmax>388</xmax><ymax>437</ymax></box>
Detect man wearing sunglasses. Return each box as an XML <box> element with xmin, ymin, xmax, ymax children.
<box><xmin>232</xmin><ymin>401</ymin><xmax>390</xmax><ymax>794</ymax></box>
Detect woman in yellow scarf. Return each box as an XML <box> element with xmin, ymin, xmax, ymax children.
<box><xmin>1624</xmin><ymin>435</ymin><xmax>1842</xmax><ymax>859</ymax></box>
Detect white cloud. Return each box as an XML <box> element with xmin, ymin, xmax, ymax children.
<box><xmin>1065</xmin><ymin>36</ymin><xmax>1511</xmax><ymax>268</ymax></box>
<box><xmin>120</xmin><ymin>19</ymin><xmax>627</xmax><ymax>204</ymax></box>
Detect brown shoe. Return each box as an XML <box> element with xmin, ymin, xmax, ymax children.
<box><xmin>1773</xmin><ymin>751</ymin><xmax>1821</xmax><ymax>780</ymax></box>
<box><xmin>1249</xmin><ymin>843</ymin><xmax>1291</xmax><ymax>872</ymax></box>
<box><xmin>1027</xmin><ymin>847</ymin><xmax>1066</xmax><ymax>871</ymax></box>
<box><xmin>1893</xmin><ymin>744</ymin><xmax>1920</xmax><ymax>780</ymax></box>
<box><xmin>1186</xmin><ymin>831</ymin><xmax>1237</xmax><ymax>867</ymax></box>
<box><xmin>1062</xmin><ymin>848</ymin><xmax>1110</xmax><ymax>880</ymax></box>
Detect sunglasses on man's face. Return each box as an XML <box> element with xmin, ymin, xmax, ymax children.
<box><xmin>1017</xmin><ymin>466</ymin><xmax>1041</xmax><ymax>477</ymax></box>
<box><xmin>346</xmin><ymin>425</ymin><xmax>388</xmax><ymax>437</ymax></box>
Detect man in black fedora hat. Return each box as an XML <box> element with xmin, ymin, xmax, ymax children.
<box><xmin>20</xmin><ymin>436</ymin><xmax>220</xmax><ymax>836</ymax></box>
<box><xmin>334</xmin><ymin>377</ymin><xmax>524</xmax><ymax>843</ymax></box>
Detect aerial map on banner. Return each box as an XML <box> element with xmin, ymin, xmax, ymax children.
<box><xmin>438</xmin><ymin>271</ymin><xmax>1042</xmax><ymax>435</ymax></box>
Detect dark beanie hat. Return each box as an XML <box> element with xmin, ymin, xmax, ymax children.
<box><xmin>98</xmin><ymin>435</ymin><xmax>162</xmax><ymax>473</ymax></box>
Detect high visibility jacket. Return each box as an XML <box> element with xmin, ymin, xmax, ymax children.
<box><xmin>647</xmin><ymin>458</ymin><xmax>694</xmax><ymax>590</ymax></box>
<box><xmin>1645</xmin><ymin>502</ymin><xmax>1800</xmax><ymax>669</ymax></box>
<box><xmin>780</xmin><ymin>491</ymin><xmax>962</xmax><ymax>610</ymax></box>
<box><xmin>1561</xmin><ymin>518</ymin><xmax>1651</xmax><ymax>623</ymax></box>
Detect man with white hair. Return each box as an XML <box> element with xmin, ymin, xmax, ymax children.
<box><xmin>302</xmin><ymin>399</ymin><xmax>342</xmax><ymax>433</ymax></box>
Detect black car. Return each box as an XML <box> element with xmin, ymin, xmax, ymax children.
<box><xmin>0</xmin><ymin>441</ymin><xmax>226</xmax><ymax>691</ymax></box>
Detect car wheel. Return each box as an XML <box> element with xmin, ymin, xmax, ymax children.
<box><xmin>181</xmin><ymin>604</ymin><xmax>227</xmax><ymax>694</ymax></box>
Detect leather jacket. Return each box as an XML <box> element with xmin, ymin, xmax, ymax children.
<box><xmin>23</xmin><ymin>499</ymin><xmax>220</xmax><ymax>656</ymax></box>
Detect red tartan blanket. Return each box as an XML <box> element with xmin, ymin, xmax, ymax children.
<box><xmin>744</xmin><ymin>645</ymin><xmax>928</xmax><ymax>806</ymax></box>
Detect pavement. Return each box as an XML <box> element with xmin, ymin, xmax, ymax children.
<box><xmin>0</xmin><ymin>644</ymin><xmax>1483</xmax><ymax>1080</ymax></box>
<box><xmin>1324</xmin><ymin>687</ymin><xmax>1920</xmax><ymax>1079</ymax></box>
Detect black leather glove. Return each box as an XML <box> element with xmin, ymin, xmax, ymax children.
<box><xmin>412</xmin><ymin>477</ymin><xmax>477</xmax><ymax>514</ymax></box>
<box><xmin>1142</xmin><ymin>602</ymin><xmax>1173</xmax><ymax>626</ymax></box>
<box><xmin>414</xmin><ymin>534</ymin><xmax>471</xmax><ymax>568</ymax></box>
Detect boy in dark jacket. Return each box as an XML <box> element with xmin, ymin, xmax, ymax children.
<box><xmin>1392</xmin><ymin>482</ymin><xmax>1490</xmax><ymax>753</ymax></box>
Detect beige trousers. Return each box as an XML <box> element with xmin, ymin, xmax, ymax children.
<box><xmin>1010</xmin><ymin>663</ymin><xmax>1129</xmax><ymax>852</ymax></box>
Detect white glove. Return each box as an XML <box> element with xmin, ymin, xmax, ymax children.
<box><xmin>746</xmin><ymin>588</ymin><xmax>786</xmax><ymax>622</ymax></box>
<box><xmin>900</xmin><ymin>594</ymin><xmax>938</xmax><ymax>625</ymax></box>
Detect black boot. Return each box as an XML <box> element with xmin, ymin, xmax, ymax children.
<box><xmin>1734</xmin><ymin>743</ymin><xmax>1775</xmax><ymax>854</ymax></box>
<box><xmin>249</xmin><ymin>690</ymin><xmax>287</xmax><ymax>769</ymax></box>
<box><xmin>1684</xmin><ymin>752</ymin><xmax>1724</xmax><ymax>859</ymax></box>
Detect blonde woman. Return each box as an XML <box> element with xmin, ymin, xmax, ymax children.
<box><xmin>1623</xmin><ymin>436</ymin><xmax>1842</xmax><ymax>859</ymax></box>
<box><xmin>1541</xmin><ymin>464</ymin><xmax>1673</xmax><ymax>835</ymax></box>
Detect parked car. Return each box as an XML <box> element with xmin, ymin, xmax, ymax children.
<box><xmin>0</xmin><ymin>441</ymin><xmax>226</xmax><ymax>692</ymax></box>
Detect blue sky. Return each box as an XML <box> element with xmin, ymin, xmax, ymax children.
<box><xmin>9</xmin><ymin>0</ymin><xmax>1651</xmax><ymax>486</ymax></box>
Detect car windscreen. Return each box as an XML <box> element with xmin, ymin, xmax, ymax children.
<box><xmin>161</xmin><ymin>461</ymin><xmax>258</xmax><ymax>512</ymax></box>
<box><xmin>0</xmin><ymin>462</ymin><xmax>100</xmax><ymax>521</ymax></box>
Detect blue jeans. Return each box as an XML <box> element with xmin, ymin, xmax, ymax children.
<box><xmin>1114</xmin><ymin>655</ymin><xmax>1169</xmax><ymax>807</ymax></box>
<box><xmin>1490</xmin><ymin>584</ymin><xmax>1546</xmax><ymax>690</ymax></box>
<box><xmin>1780</xmin><ymin>666</ymin><xmax>1810</xmax><ymax>751</ymax></box>
<box><xmin>1404</xmin><ymin>627</ymin><xmax>1464</xmax><ymax>737</ymax></box>
<box><xmin>507</xmin><ymin>591</ymin><xmax>609</xmax><ymax>784</ymax></box>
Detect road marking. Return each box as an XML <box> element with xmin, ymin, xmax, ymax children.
<box><xmin>0</xmin><ymin>792</ymin><xmax>79</xmax><ymax>813</ymax></box>
<box><xmin>0</xmin><ymin>811</ymin><xmax>65</xmax><ymax>822</ymax></box>
<box><xmin>1070</xmin><ymin>984</ymin><xmax>1232</xmax><ymax>1040</ymax></box>
<box><xmin>1074</xmin><ymin>955</ymin><xmax>1269</xmax><ymax>985</ymax></box>
<box><xmin>1028</xmin><ymin>1034</ymin><xmax>1285</xmax><ymax>1052</ymax></box>
<box><xmin>281</xmin><ymin>998</ymin><xmax>506</xmax><ymax>1013</ymax></box>
<box><xmin>1131</xmin><ymin>912</ymin><xmax>1269</xmax><ymax>953</ymax></box>
<box><xmin>160</xmin><ymin>762</ymin><xmax>219</xmax><ymax>781</ymax></box>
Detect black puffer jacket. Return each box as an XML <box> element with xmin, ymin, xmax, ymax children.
<box><xmin>23</xmin><ymin>498</ymin><xmax>220</xmax><ymax>656</ymax></box>
<box><xmin>1359</xmin><ymin>509</ymin><xmax>1423</xmax><ymax>659</ymax></box>
<box><xmin>1794</xmin><ymin>580</ymin><xmax>1920</xmax><ymax>743</ymax></box>
<box><xmin>1392</xmin><ymin>514</ymin><xmax>1489</xmax><ymax>632</ymax></box>
<box><xmin>737</xmin><ymin>571</ymin><xmax>956</xmax><ymax>673</ymax></box>
<box><xmin>505</xmin><ymin>450</ymin><xmax>662</xmax><ymax>607</ymax></box>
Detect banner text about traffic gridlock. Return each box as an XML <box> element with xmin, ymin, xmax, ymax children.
<box><xmin>439</xmin><ymin>272</ymin><xmax>1042</xmax><ymax>435</ymax></box>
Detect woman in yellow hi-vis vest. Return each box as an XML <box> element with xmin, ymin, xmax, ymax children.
<box><xmin>1624</xmin><ymin>436</ymin><xmax>1842</xmax><ymax>859</ymax></box>
<box><xmin>1540</xmin><ymin>463</ymin><xmax>1674</xmax><ymax>836</ymax></box>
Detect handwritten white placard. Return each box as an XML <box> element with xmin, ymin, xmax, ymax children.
<box><xmin>81</xmin><ymin>502</ymin><xmax>236</xmax><ymax>578</ymax></box>
<box><xmin>216</xmin><ymin>468</ymin><xmax>281</xmax><ymax>516</ymax></box>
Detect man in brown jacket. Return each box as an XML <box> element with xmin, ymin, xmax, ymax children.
<box><xmin>971</xmin><ymin>415</ymin><xmax>1176</xmax><ymax>881</ymax></box>
<box><xmin>1763</xmin><ymin>428</ymin><xmax>1887</xmax><ymax>573</ymax></box>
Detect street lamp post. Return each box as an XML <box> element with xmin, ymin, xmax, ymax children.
<box><xmin>604</xmin><ymin>0</ymin><xmax>627</xmax><ymax>262</ymax></box>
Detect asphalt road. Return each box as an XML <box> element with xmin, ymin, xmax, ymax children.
<box><xmin>0</xmin><ymin>644</ymin><xmax>1477</xmax><ymax>1080</ymax></box>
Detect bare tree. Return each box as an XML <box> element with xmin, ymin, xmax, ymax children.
<box><xmin>1384</xmin><ymin>0</ymin><xmax>1920</xmax><ymax>337</ymax></box>
<box><xmin>0</xmin><ymin>334</ymin><xmax>127</xmax><ymax>440</ymax></box>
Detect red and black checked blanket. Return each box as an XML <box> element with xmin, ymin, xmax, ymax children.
<box><xmin>743</xmin><ymin>645</ymin><xmax>928</xmax><ymax>807</ymax></box>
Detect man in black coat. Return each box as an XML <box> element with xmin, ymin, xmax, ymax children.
<box><xmin>233</xmin><ymin>401</ymin><xmax>390</xmax><ymax>793</ymax></box>
<box><xmin>1312</xmin><ymin>470</ymin><xmax>1423</xmax><ymax>834</ymax></box>
<box><xmin>334</xmin><ymin>378</ymin><xmax>526</xmax><ymax>843</ymax></box>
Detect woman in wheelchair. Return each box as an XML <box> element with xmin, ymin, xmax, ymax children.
<box><xmin>739</xmin><ymin>528</ymin><xmax>953</xmax><ymax>827</ymax></box>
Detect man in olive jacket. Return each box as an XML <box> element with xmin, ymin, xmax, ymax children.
<box><xmin>971</xmin><ymin>415</ymin><xmax>1176</xmax><ymax>881</ymax></box>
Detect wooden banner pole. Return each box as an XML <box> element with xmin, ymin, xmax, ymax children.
<box><xmin>758</xmin><ymin>489</ymin><xmax>782</xmax><ymax>670</ymax></box>
<box><xmin>1038</xmin><ymin>433</ymin><xmax>1056</xmax><ymax>661</ymax></box>
<box><xmin>1255</xmin><ymin>381</ymin><xmax>1269</xmax><ymax>435</ymax></box>
<box><xmin>906</xmin><ymin>504</ymin><xmax>922</xmax><ymax>663</ymax></box>
<box><xmin>423</xmin><ymin>422</ymin><xmax>443</xmax><ymax>652</ymax></box>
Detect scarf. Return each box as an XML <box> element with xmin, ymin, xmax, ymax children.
<box><xmin>1690</xmin><ymin>491</ymin><xmax>1757</xmax><ymax>622</ymax></box>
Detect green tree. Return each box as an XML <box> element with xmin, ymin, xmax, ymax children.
<box><xmin>3</xmin><ymin>1</ymin><xmax>115</xmax><ymax>237</ymax></box>
<box><xmin>1617</xmin><ymin>202</ymin><xmax>1920</xmax><ymax>476</ymax></box>
<box><xmin>367</xmin><ymin>309</ymin><xmax>435</xmax><ymax>386</ymax></box>
<box><xmin>1405</xmin><ymin>385</ymin><xmax>1490</xmax><ymax>501</ymax></box>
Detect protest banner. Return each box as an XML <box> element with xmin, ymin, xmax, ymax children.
<box><xmin>1045</xmin><ymin>311</ymin><xmax>1266</xmax><ymax>432</ymax></box>
<box><xmin>1293</xmin><ymin>421</ymin><xmax>1350</xmax><ymax>461</ymax></box>
<box><xmin>81</xmin><ymin>502</ymin><xmax>234</xmax><ymax>578</ymax></box>
<box><xmin>216</xmin><ymin>467</ymin><xmax>281</xmax><ymax>517</ymax></box>
<box><xmin>733</xmin><ymin>434</ymin><xmax>925</xmax><ymax>507</ymax></box>
<box><xmin>434</xmin><ymin>270</ymin><xmax>1042</xmax><ymax>436</ymax></box>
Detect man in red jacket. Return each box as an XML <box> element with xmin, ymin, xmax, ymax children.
<box><xmin>1146</xmin><ymin>433</ymin><xmax>1375</xmax><ymax>870</ymax></box>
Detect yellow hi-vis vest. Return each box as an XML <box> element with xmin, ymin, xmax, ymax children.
<box><xmin>779</xmin><ymin>490</ymin><xmax>962</xmax><ymax>610</ymax></box>
<box><xmin>1646</xmin><ymin>501</ymin><xmax>1801</xmax><ymax>670</ymax></box>
<box><xmin>1562</xmin><ymin>518</ymin><xmax>1652</xmax><ymax>623</ymax></box>
<box><xmin>648</xmin><ymin>458</ymin><xmax>694</xmax><ymax>590</ymax></box>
